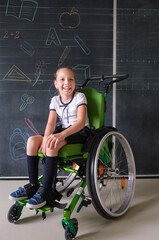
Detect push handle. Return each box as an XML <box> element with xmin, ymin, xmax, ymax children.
<box><xmin>81</xmin><ymin>73</ymin><xmax>129</xmax><ymax>88</ymax></box>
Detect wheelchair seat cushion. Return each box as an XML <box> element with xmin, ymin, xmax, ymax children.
<box><xmin>58</xmin><ymin>144</ymin><xmax>84</xmax><ymax>158</ymax></box>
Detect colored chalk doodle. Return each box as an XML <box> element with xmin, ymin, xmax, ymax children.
<box><xmin>20</xmin><ymin>93</ymin><xmax>35</xmax><ymax>111</ymax></box>
<box><xmin>58</xmin><ymin>46</ymin><xmax>71</xmax><ymax>67</ymax></box>
<box><xmin>32</xmin><ymin>60</ymin><xmax>47</xmax><ymax>86</ymax></box>
<box><xmin>45</xmin><ymin>27</ymin><xmax>61</xmax><ymax>46</ymax></box>
<box><xmin>20</xmin><ymin>41</ymin><xmax>35</xmax><ymax>56</ymax></box>
<box><xmin>3</xmin><ymin>30</ymin><xmax>20</xmax><ymax>39</ymax></box>
<box><xmin>73</xmin><ymin>64</ymin><xmax>91</xmax><ymax>80</ymax></box>
<box><xmin>59</xmin><ymin>8</ymin><xmax>80</xmax><ymax>29</ymax></box>
<box><xmin>9</xmin><ymin>128</ymin><xmax>30</xmax><ymax>161</ymax></box>
<box><xmin>35</xmin><ymin>60</ymin><xmax>47</xmax><ymax>75</ymax></box>
<box><xmin>2</xmin><ymin>65</ymin><xmax>32</xmax><ymax>82</ymax></box>
<box><xmin>24</xmin><ymin>118</ymin><xmax>39</xmax><ymax>135</ymax></box>
<box><xmin>74</xmin><ymin>36</ymin><xmax>91</xmax><ymax>55</ymax></box>
<box><xmin>5</xmin><ymin>0</ymin><xmax>38</xmax><ymax>22</ymax></box>
<box><xmin>33</xmin><ymin>71</ymin><xmax>43</xmax><ymax>87</ymax></box>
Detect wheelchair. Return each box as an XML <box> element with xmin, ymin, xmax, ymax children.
<box><xmin>8</xmin><ymin>74</ymin><xmax>136</xmax><ymax>240</ymax></box>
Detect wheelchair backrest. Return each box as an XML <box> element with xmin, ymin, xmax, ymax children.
<box><xmin>79</xmin><ymin>88</ymin><xmax>104</xmax><ymax>129</ymax></box>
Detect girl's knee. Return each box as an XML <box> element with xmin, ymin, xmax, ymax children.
<box><xmin>27</xmin><ymin>135</ymin><xmax>43</xmax><ymax>155</ymax></box>
<box><xmin>46</xmin><ymin>140</ymin><xmax>67</xmax><ymax>157</ymax></box>
<box><xmin>46</xmin><ymin>148</ymin><xmax>59</xmax><ymax>157</ymax></box>
<box><xmin>27</xmin><ymin>136</ymin><xmax>37</xmax><ymax>147</ymax></box>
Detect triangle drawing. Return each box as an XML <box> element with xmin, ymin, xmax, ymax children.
<box><xmin>2</xmin><ymin>65</ymin><xmax>32</xmax><ymax>82</ymax></box>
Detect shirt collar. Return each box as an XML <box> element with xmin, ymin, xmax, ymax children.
<box><xmin>59</xmin><ymin>91</ymin><xmax>75</xmax><ymax>107</ymax></box>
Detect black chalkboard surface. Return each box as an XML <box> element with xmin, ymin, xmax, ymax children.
<box><xmin>2</xmin><ymin>0</ymin><xmax>159</xmax><ymax>177</ymax></box>
<box><xmin>116</xmin><ymin>1</ymin><xmax>159</xmax><ymax>175</ymax></box>
<box><xmin>0</xmin><ymin>0</ymin><xmax>113</xmax><ymax>176</ymax></box>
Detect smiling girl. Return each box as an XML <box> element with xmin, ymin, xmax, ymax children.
<box><xmin>9</xmin><ymin>66</ymin><xmax>90</xmax><ymax>209</ymax></box>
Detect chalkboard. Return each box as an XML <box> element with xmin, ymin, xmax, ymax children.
<box><xmin>116</xmin><ymin>1</ymin><xmax>159</xmax><ymax>175</ymax></box>
<box><xmin>0</xmin><ymin>0</ymin><xmax>113</xmax><ymax>176</ymax></box>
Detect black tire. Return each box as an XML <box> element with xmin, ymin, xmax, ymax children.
<box><xmin>86</xmin><ymin>129</ymin><xmax>136</xmax><ymax>219</ymax></box>
<box><xmin>64</xmin><ymin>218</ymin><xmax>78</xmax><ymax>240</ymax></box>
<box><xmin>8</xmin><ymin>203</ymin><xmax>23</xmax><ymax>223</ymax></box>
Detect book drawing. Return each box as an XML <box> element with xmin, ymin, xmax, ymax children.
<box><xmin>6</xmin><ymin>0</ymin><xmax>38</xmax><ymax>22</ymax></box>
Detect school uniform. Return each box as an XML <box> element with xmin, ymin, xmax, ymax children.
<box><xmin>49</xmin><ymin>91</ymin><xmax>90</xmax><ymax>143</ymax></box>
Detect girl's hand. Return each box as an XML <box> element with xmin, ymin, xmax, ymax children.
<box><xmin>46</xmin><ymin>133</ymin><xmax>65</xmax><ymax>149</ymax></box>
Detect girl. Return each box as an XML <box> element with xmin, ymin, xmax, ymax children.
<box><xmin>9</xmin><ymin>66</ymin><xmax>90</xmax><ymax>209</ymax></box>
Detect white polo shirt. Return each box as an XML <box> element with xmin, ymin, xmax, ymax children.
<box><xmin>49</xmin><ymin>91</ymin><xmax>89</xmax><ymax>128</ymax></box>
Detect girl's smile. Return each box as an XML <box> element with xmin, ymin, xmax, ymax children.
<box><xmin>55</xmin><ymin>68</ymin><xmax>75</xmax><ymax>103</ymax></box>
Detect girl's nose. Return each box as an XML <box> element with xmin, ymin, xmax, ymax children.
<box><xmin>64</xmin><ymin>78</ymin><xmax>69</xmax><ymax>84</ymax></box>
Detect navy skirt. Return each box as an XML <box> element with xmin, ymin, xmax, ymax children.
<box><xmin>54</xmin><ymin>126</ymin><xmax>91</xmax><ymax>144</ymax></box>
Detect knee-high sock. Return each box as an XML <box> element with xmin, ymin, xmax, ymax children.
<box><xmin>27</xmin><ymin>155</ymin><xmax>39</xmax><ymax>186</ymax></box>
<box><xmin>43</xmin><ymin>156</ymin><xmax>58</xmax><ymax>190</ymax></box>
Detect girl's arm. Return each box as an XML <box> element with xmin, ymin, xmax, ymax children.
<box><xmin>40</xmin><ymin>110</ymin><xmax>57</xmax><ymax>155</ymax></box>
<box><xmin>44</xmin><ymin>110</ymin><xmax>57</xmax><ymax>137</ymax></box>
<box><xmin>46</xmin><ymin>105</ymin><xmax>87</xmax><ymax>149</ymax></box>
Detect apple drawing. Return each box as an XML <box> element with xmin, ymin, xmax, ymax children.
<box><xmin>59</xmin><ymin>8</ymin><xmax>80</xmax><ymax>29</ymax></box>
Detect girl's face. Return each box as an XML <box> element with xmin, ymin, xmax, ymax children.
<box><xmin>54</xmin><ymin>68</ymin><xmax>75</xmax><ymax>99</ymax></box>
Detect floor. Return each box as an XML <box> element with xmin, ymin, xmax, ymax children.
<box><xmin>1</xmin><ymin>179</ymin><xmax>159</xmax><ymax>240</ymax></box>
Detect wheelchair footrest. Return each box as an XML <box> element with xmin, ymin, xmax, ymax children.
<box><xmin>53</xmin><ymin>201</ymin><xmax>67</xmax><ymax>209</ymax></box>
<box><xmin>35</xmin><ymin>206</ymin><xmax>54</xmax><ymax>220</ymax></box>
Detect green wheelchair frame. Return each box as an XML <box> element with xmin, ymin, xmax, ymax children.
<box><xmin>8</xmin><ymin>74</ymin><xmax>136</xmax><ymax>240</ymax></box>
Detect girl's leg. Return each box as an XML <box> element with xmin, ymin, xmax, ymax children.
<box><xmin>43</xmin><ymin>140</ymin><xmax>67</xmax><ymax>190</ymax></box>
<box><xmin>26</xmin><ymin>140</ymin><xmax>67</xmax><ymax>208</ymax></box>
<box><xmin>26</xmin><ymin>135</ymin><xmax>43</xmax><ymax>185</ymax></box>
<box><xmin>27</xmin><ymin>135</ymin><xmax>43</xmax><ymax>156</ymax></box>
<box><xmin>9</xmin><ymin>135</ymin><xmax>43</xmax><ymax>201</ymax></box>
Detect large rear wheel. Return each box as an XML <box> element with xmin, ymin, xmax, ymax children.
<box><xmin>86</xmin><ymin>130</ymin><xmax>136</xmax><ymax>219</ymax></box>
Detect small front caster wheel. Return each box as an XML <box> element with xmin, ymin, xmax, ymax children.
<box><xmin>65</xmin><ymin>218</ymin><xmax>78</xmax><ymax>240</ymax></box>
<box><xmin>8</xmin><ymin>203</ymin><xmax>23</xmax><ymax>223</ymax></box>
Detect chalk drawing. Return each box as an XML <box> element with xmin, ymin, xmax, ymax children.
<box><xmin>2</xmin><ymin>65</ymin><xmax>32</xmax><ymax>82</ymax></box>
<box><xmin>74</xmin><ymin>35</ymin><xmax>91</xmax><ymax>55</ymax></box>
<box><xmin>9</xmin><ymin>128</ymin><xmax>30</xmax><ymax>161</ymax></box>
<box><xmin>24</xmin><ymin>118</ymin><xmax>39</xmax><ymax>135</ymax></box>
<box><xmin>32</xmin><ymin>60</ymin><xmax>47</xmax><ymax>86</ymax></box>
<box><xmin>45</xmin><ymin>27</ymin><xmax>61</xmax><ymax>46</ymax></box>
<box><xmin>20</xmin><ymin>41</ymin><xmax>35</xmax><ymax>56</ymax></box>
<box><xmin>19</xmin><ymin>93</ymin><xmax>35</xmax><ymax>111</ymax></box>
<box><xmin>5</xmin><ymin>0</ymin><xmax>38</xmax><ymax>22</ymax></box>
<box><xmin>58</xmin><ymin>46</ymin><xmax>71</xmax><ymax>67</ymax></box>
<box><xmin>3</xmin><ymin>30</ymin><xmax>20</xmax><ymax>39</ymax></box>
<box><xmin>59</xmin><ymin>8</ymin><xmax>80</xmax><ymax>29</ymax></box>
<box><xmin>33</xmin><ymin>71</ymin><xmax>43</xmax><ymax>87</ymax></box>
<box><xmin>35</xmin><ymin>60</ymin><xmax>47</xmax><ymax>75</ymax></box>
<box><xmin>73</xmin><ymin>64</ymin><xmax>91</xmax><ymax>80</ymax></box>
